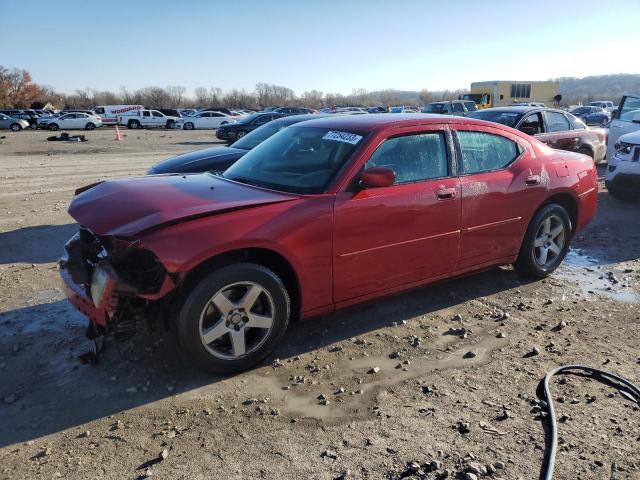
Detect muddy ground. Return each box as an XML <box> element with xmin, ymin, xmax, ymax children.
<box><xmin>0</xmin><ymin>128</ymin><xmax>639</xmax><ymax>480</ymax></box>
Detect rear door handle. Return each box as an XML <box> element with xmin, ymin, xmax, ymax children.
<box><xmin>437</xmin><ymin>187</ymin><xmax>456</xmax><ymax>200</ymax></box>
<box><xmin>525</xmin><ymin>175</ymin><xmax>541</xmax><ymax>186</ymax></box>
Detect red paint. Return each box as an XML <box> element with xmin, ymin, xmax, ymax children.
<box><xmin>61</xmin><ymin>115</ymin><xmax>598</xmax><ymax>327</ymax></box>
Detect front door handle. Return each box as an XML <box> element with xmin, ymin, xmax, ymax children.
<box><xmin>437</xmin><ymin>187</ymin><xmax>457</xmax><ymax>200</ymax></box>
<box><xmin>525</xmin><ymin>175</ymin><xmax>541</xmax><ymax>186</ymax></box>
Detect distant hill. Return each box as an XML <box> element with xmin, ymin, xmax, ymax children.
<box><xmin>555</xmin><ymin>74</ymin><xmax>640</xmax><ymax>103</ymax></box>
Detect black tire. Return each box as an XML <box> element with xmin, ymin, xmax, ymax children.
<box><xmin>9</xmin><ymin>123</ymin><xmax>21</xmax><ymax>132</ymax></box>
<box><xmin>128</xmin><ymin>120</ymin><xmax>140</xmax><ymax>129</ymax></box>
<box><xmin>235</xmin><ymin>130</ymin><xmax>247</xmax><ymax>141</ymax></box>
<box><xmin>184</xmin><ymin>122</ymin><xmax>194</xmax><ymax>130</ymax></box>
<box><xmin>85</xmin><ymin>122</ymin><xmax>96</xmax><ymax>130</ymax></box>
<box><xmin>166</xmin><ymin>120</ymin><xmax>175</xmax><ymax>129</ymax></box>
<box><xmin>176</xmin><ymin>263</ymin><xmax>290</xmax><ymax>373</ymax></box>
<box><xmin>606</xmin><ymin>182</ymin><xmax>638</xmax><ymax>202</ymax></box>
<box><xmin>48</xmin><ymin>123</ymin><xmax>59</xmax><ymax>131</ymax></box>
<box><xmin>514</xmin><ymin>203</ymin><xmax>572</xmax><ymax>278</ymax></box>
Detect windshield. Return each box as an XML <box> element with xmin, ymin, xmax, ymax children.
<box><xmin>468</xmin><ymin>110</ymin><xmax>522</xmax><ymax>127</ymax></box>
<box><xmin>223</xmin><ymin>126</ymin><xmax>367</xmax><ymax>194</ymax></box>
<box><xmin>232</xmin><ymin>121</ymin><xmax>289</xmax><ymax>150</ymax></box>
<box><xmin>237</xmin><ymin>113</ymin><xmax>263</xmax><ymax>124</ymax></box>
<box><xmin>421</xmin><ymin>103</ymin><xmax>446</xmax><ymax>113</ymax></box>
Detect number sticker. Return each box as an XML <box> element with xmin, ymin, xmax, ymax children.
<box><xmin>322</xmin><ymin>131</ymin><xmax>363</xmax><ymax>145</ymax></box>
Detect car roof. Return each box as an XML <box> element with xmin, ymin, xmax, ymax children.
<box><xmin>474</xmin><ymin>106</ymin><xmax>566</xmax><ymax>114</ymax></box>
<box><xmin>270</xmin><ymin>113</ymin><xmax>331</xmax><ymax>126</ymax></box>
<box><xmin>293</xmin><ymin>113</ymin><xmax>497</xmax><ymax>132</ymax></box>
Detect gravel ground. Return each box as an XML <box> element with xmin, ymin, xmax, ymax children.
<box><xmin>0</xmin><ymin>128</ymin><xmax>639</xmax><ymax>480</ymax></box>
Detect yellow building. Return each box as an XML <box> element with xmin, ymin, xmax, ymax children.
<box><xmin>462</xmin><ymin>81</ymin><xmax>561</xmax><ymax>108</ymax></box>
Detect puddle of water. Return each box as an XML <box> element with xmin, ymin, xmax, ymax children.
<box><xmin>558</xmin><ymin>249</ymin><xmax>639</xmax><ymax>304</ymax></box>
<box><xmin>257</xmin><ymin>333</ymin><xmax>508</xmax><ymax>422</ymax></box>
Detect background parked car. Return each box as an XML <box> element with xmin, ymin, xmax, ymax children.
<box><xmin>149</xmin><ymin>114</ymin><xmax>330</xmax><ymax>174</ymax></box>
<box><xmin>469</xmin><ymin>106</ymin><xmax>606</xmax><ymax>162</ymax></box>
<box><xmin>605</xmin><ymin>130</ymin><xmax>640</xmax><ymax>201</ymax></box>
<box><xmin>91</xmin><ymin>105</ymin><xmax>143</xmax><ymax>125</ymax></box>
<box><xmin>40</xmin><ymin>112</ymin><xmax>103</xmax><ymax>131</ymax></box>
<box><xmin>390</xmin><ymin>106</ymin><xmax>418</xmax><ymax>113</ymax></box>
<box><xmin>216</xmin><ymin>112</ymin><xmax>285</xmax><ymax>142</ymax></box>
<box><xmin>570</xmin><ymin>105</ymin><xmax>610</xmax><ymax>126</ymax></box>
<box><xmin>272</xmin><ymin>106</ymin><xmax>313</xmax><ymax>115</ymax></box>
<box><xmin>421</xmin><ymin>100</ymin><xmax>477</xmax><ymax>115</ymax></box>
<box><xmin>118</xmin><ymin>109</ymin><xmax>178</xmax><ymax>129</ymax></box>
<box><xmin>0</xmin><ymin>109</ymin><xmax>38</xmax><ymax>128</ymax></box>
<box><xmin>0</xmin><ymin>113</ymin><xmax>30</xmax><ymax>131</ymax></box>
<box><xmin>606</xmin><ymin>93</ymin><xmax>640</xmax><ymax>160</ymax></box>
<box><xmin>587</xmin><ymin>100</ymin><xmax>616</xmax><ymax>113</ymax></box>
<box><xmin>174</xmin><ymin>110</ymin><xmax>236</xmax><ymax>130</ymax></box>
<box><xmin>510</xmin><ymin>102</ymin><xmax>546</xmax><ymax>107</ymax></box>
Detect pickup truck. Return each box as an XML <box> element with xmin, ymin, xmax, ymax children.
<box><xmin>587</xmin><ymin>101</ymin><xmax>616</xmax><ymax>113</ymax></box>
<box><xmin>117</xmin><ymin>110</ymin><xmax>178</xmax><ymax>129</ymax></box>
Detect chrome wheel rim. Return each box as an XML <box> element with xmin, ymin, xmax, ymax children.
<box><xmin>198</xmin><ymin>281</ymin><xmax>275</xmax><ymax>360</ymax></box>
<box><xmin>236</xmin><ymin>131</ymin><xmax>245</xmax><ymax>138</ymax></box>
<box><xmin>533</xmin><ymin>214</ymin><xmax>566</xmax><ymax>267</ymax></box>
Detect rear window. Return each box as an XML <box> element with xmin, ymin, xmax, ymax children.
<box><xmin>468</xmin><ymin>110</ymin><xmax>522</xmax><ymax>128</ymax></box>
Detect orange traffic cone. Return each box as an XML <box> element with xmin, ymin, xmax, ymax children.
<box><xmin>114</xmin><ymin>124</ymin><xmax>121</xmax><ymax>141</ymax></box>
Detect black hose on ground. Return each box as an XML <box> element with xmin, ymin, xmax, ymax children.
<box><xmin>541</xmin><ymin>365</ymin><xmax>640</xmax><ymax>480</ymax></box>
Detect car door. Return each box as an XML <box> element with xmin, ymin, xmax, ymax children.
<box><xmin>607</xmin><ymin>95</ymin><xmax>640</xmax><ymax>158</ymax></box>
<box><xmin>537</xmin><ymin>111</ymin><xmax>578</xmax><ymax>153</ymax></box>
<box><xmin>149</xmin><ymin>111</ymin><xmax>164</xmax><ymax>127</ymax></box>
<box><xmin>75</xmin><ymin>113</ymin><xmax>89</xmax><ymax>128</ymax></box>
<box><xmin>454</xmin><ymin>125</ymin><xmax>543</xmax><ymax>269</ymax></box>
<box><xmin>333</xmin><ymin>125</ymin><xmax>461</xmax><ymax>301</ymax></box>
<box><xmin>58</xmin><ymin>114</ymin><xmax>74</xmax><ymax>128</ymax></box>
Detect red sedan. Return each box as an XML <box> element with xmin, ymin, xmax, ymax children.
<box><xmin>60</xmin><ymin>114</ymin><xmax>598</xmax><ymax>372</ymax></box>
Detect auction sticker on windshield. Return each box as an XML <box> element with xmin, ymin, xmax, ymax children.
<box><xmin>322</xmin><ymin>131</ymin><xmax>363</xmax><ymax>145</ymax></box>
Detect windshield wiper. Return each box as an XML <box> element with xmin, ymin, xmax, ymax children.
<box><xmin>226</xmin><ymin>176</ymin><xmax>256</xmax><ymax>186</ymax></box>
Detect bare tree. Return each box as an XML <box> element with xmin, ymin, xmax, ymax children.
<box><xmin>166</xmin><ymin>85</ymin><xmax>186</xmax><ymax>108</ymax></box>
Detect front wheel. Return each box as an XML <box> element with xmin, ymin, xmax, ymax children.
<box><xmin>48</xmin><ymin>123</ymin><xmax>59</xmax><ymax>131</ymax></box>
<box><xmin>235</xmin><ymin>130</ymin><xmax>247</xmax><ymax>141</ymax></box>
<box><xmin>514</xmin><ymin>204</ymin><xmax>572</xmax><ymax>278</ymax></box>
<box><xmin>184</xmin><ymin>122</ymin><xmax>194</xmax><ymax>130</ymax></box>
<box><xmin>10</xmin><ymin>123</ymin><xmax>22</xmax><ymax>132</ymax></box>
<box><xmin>176</xmin><ymin>263</ymin><xmax>290</xmax><ymax>373</ymax></box>
<box><xmin>85</xmin><ymin>122</ymin><xmax>96</xmax><ymax>130</ymax></box>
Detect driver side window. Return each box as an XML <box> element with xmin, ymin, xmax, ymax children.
<box><xmin>365</xmin><ymin>132</ymin><xmax>448</xmax><ymax>184</ymax></box>
<box><xmin>519</xmin><ymin>113</ymin><xmax>543</xmax><ymax>135</ymax></box>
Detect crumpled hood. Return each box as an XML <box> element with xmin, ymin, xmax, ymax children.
<box><xmin>619</xmin><ymin>130</ymin><xmax>640</xmax><ymax>145</ymax></box>
<box><xmin>148</xmin><ymin>146</ymin><xmax>247</xmax><ymax>174</ymax></box>
<box><xmin>68</xmin><ymin>174</ymin><xmax>297</xmax><ymax>237</ymax></box>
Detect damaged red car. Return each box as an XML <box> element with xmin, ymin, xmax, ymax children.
<box><xmin>60</xmin><ymin>114</ymin><xmax>598</xmax><ymax>372</ymax></box>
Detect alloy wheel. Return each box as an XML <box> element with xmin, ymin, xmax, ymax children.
<box><xmin>198</xmin><ymin>281</ymin><xmax>275</xmax><ymax>360</ymax></box>
<box><xmin>533</xmin><ymin>214</ymin><xmax>566</xmax><ymax>267</ymax></box>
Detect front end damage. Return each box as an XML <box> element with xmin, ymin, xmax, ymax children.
<box><xmin>59</xmin><ymin>228</ymin><xmax>177</xmax><ymax>357</ymax></box>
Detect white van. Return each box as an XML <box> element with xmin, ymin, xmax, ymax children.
<box><xmin>606</xmin><ymin>94</ymin><xmax>640</xmax><ymax>160</ymax></box>
<box><xmin>91</xmin><ymin>105</ymin><xmax>144</xmax><ymax>125</ymax></box>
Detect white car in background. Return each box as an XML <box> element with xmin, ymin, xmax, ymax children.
<box><xmin>174</xmin><ymin>111</ymin><xmax>236</xmax><ymax>130</ymax></box>
<box><xmin>605</xmin><ymin>130</ymin><xmax>640</xmax><ymax>201</ymax></box>
<box><xmin>40</xmin><ymin>112</ymin><xmax>103</xmax><ymax>131</ymax></box>
<box><xmin>606</xmin><ymin>93</ymin><xmax>640</xmax><ymax>160</ymax></box>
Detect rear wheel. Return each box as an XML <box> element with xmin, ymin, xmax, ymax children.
<box><xmin>10</xmin><ymin>123</ymin><xmax>22</xmax><ymax>132</ymax></box>
<box><xmin>48</xmin><ymin>123</ymin><xmax>59</xmax><ymax>131</ymax></box>
<box><xmin>176</xmin><ymin>263</ymin><xmax>290</xmax><ymax>373</ymax></box>
<box><xmin>85</xmin><ymin>122</ymin><xmax>96</xmax><ymax>130</ymax></box>
<box><xmin>166</xmin><ymin>120</ymin><xmax>175</xmax><ymax>129</ymax></box>
<box><xmin>515</xmin><ymin>204</ymin><xmax>571</xmax><ymax>278</ymax></box>
<box><xmin>128</xmin><ymin>120</ymin><xmax>140</xmax><ymax>129</ymax></box>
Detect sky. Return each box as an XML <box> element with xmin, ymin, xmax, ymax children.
<box><xmin>1</xmin><ymin>0</ymin><xmax>639</xmax><ymax>96</ymax></box>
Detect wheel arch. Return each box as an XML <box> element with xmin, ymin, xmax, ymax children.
<box><xmin>179</xmin><ymin>247</ymin><xmax>302</xmax><ymax>321</ymax></box>
<box><xmin>539</xmin><ymin>192</ymin><xmax>579</xmax><ymax>233</ymax></box>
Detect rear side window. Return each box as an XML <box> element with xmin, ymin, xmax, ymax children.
<box><xmin>546</xmin><ymin>111</ymin><xmax>570</xmax><ymax>132</ymax></box>
<box><xmin>365</xmin><ymin>132</ymin><xmax>448</xmax><ymax>184</ymax></box>
<box><xmin>457</xmin><ymin>131</ymin><xmax>520</xmax><ymax>174</ymax></box>
<box><xmin>567</xmin><ymin>113</ymin><xmax>586</xmax><ymax>130</ymax></box>
<box><xmin>452</xmin><ymin>103</ymin><xmax>464</xmax><ymax>113</ymax></box>
<box><xmin>94</xmin><ymin>107</ymin><xmax>105</xmax><ymax>114</ymax></box>
<box><xmin>464</xmin><ymin>101</ymin><xmax>477</xmax><ymax>111</ymax></box>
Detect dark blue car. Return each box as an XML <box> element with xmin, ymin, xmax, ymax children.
<box><xmin>570</xmin><ymin>106</ymin><xmax>610</xmax><ymax>127</ymax></box>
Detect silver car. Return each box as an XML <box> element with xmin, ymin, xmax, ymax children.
<box><xmin>0</xmin><ymin>113</ymin><xmax>30</xmax><ymax>131</ymax></box>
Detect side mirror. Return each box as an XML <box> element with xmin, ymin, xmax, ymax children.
<box><xmin>632</xmin><ymin>113</ymin><xmax>640</xmax><ymax>124</ymax></box>
<box><xmin>360</xmin><ymin>167</ymin><xmax>395</xmax><ymax>188</ymax></box>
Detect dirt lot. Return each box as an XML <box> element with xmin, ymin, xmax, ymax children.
<box><xmin>0</xmin><ymin>128</ymin><xmax>639</xmax><ymax>480</ymax></box>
